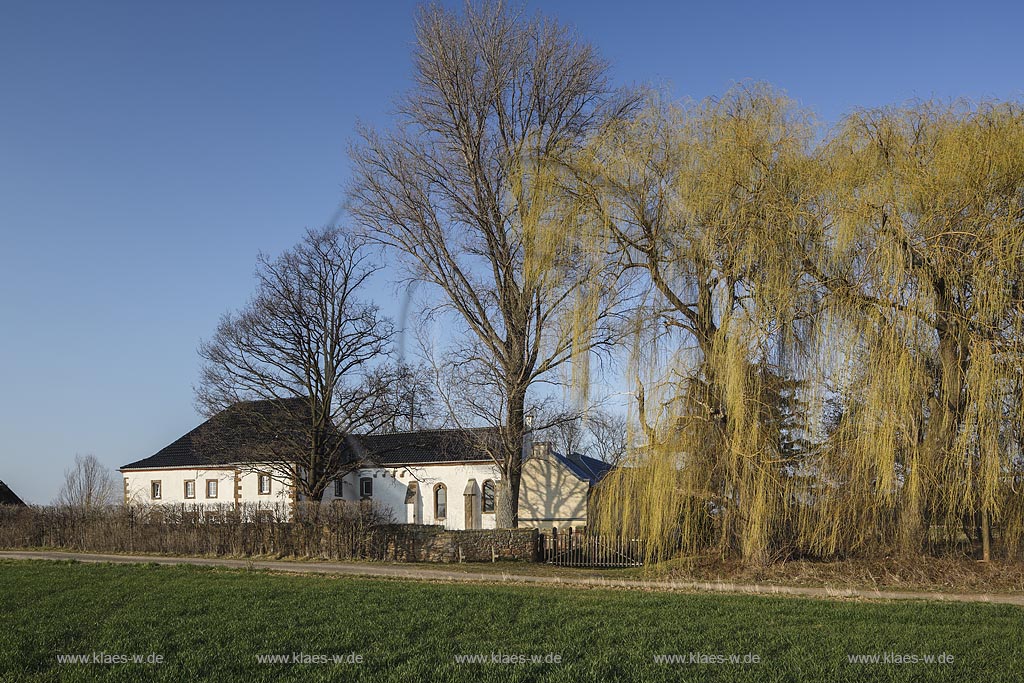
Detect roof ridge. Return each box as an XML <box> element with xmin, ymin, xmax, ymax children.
<box><xmin>365</xmin><ymin>426</ymin><xmax>499</xmax><ymax>437</ymax></box>
<box><xmin>121</xmin><ymin>399</ymin><xmax>321</xmax><ymax>471</ymax></box>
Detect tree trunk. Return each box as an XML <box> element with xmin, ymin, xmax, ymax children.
<box><xmin>902</xmin><ymin>295</ymin><xmax>969</xmax><ymax>556</ymax></box>
<box><xmin>898</xmin><ymin>491</ymin><xmax>925</xmax><ymax>556</ymax></box>
<box><xmin>495</xmin><ymin>477</ymin><xmax>518</xmax><ymax>529</ymax></box>
<box><xmin>496</xmin><ymin>386</ymin><xmax>527</xmax><ymax>529</ymax></box>
<box><xmin>981</xmin><ymin>508</ymin><xmax>991</xmax><ymax>562</ymax></box>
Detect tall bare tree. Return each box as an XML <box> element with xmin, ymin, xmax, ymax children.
<box><xmin>196</xmin><ymin>226</ymin><xmax>395</xmax><ymax>502</ymax></box>
<box><xmin>56</xmin><ymin>454</ymin><xmax>119</xmax><ymax>510</ymax></box>
<box><xmin>585</xmin><ymin>409</ymin><xmax>629</xmax><ymax>465</ymax></box>
<box><xmin>349</xmin><ymin>1</ymin><xmax>634</xmax><ymax>526</ymax></box>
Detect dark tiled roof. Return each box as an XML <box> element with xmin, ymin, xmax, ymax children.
<box><xmin>552</xmin><ymin>452</ymin><xmax>613</xmax><ymax>485</ymax></box>
<box><xmin>121</xmin><ymin>398</ymin><xmax>319</xmax><ymax>470</ymax></box>
<box><xmin>354</xmin><ymin>428</ymin><xmax>502</xmax><ymax>466</ymax></box>
<box><xmin>0</xmin><ymin>480</ymin><xmax>26</xmax><ymax>506</ymax></box>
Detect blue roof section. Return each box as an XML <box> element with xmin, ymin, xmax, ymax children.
<box><xmin>552</xmin><ymin>451</ymin><xmax>613</xmax><ymax>485</ymax></box>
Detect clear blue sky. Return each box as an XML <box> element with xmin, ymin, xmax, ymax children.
<box><xmin>2</xmin><ymin>0</ymin><xmax>1021</xmax><ymax>503</ymax></box>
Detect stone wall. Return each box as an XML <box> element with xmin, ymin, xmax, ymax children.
<box><xmin>376</xmin><ymin>524</ymin><xmax>538</xmax><ymax>562</ymax></box>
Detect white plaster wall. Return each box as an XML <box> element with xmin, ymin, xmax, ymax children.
<box><xmin>331</xmin><ymin>462</ymin><xmax>502</xmax><ymax>530</ymax></box>
<box><xmin>237</xmin><ymin>469</ymin><xmax>292</xmax><ymax>509</ymax></box>
<box><xmin>123</xmin><ymin>461</ymin><xmax>502</xmax><ymax>529</ymax></box>
<box><xmin>122</xmin><ymin>466</ymin><xmax>291</xmax><ymax>511</ymax></box>
<box><xmin>517</xmin><ymin>453</ymin><xmax>590</xmax><ymax>529</ymax></box>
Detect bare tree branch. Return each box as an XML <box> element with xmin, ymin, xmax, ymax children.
<box><xmin>348</xmin><ymin>1</ymin><xmax>637</xmax><ymax>526</ymax></box>
<box><xmin>195</xmin><ymin>226</ymin><xmax>396</xmax><ymax>502</ymax></box>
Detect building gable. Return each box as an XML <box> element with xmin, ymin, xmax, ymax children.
<box><xmin>0</xmin><ymin>480</ymin><xmax>26</xmax><ymax>506</ymax></box>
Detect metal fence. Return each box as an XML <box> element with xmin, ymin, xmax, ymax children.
<box><xmin>537</xmin><ymin>527</ymin><xmax>644</xmax><ymax>567</ymax></box>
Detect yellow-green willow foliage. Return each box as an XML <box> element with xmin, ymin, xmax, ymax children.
<box><xmin>577</xmin><ymin>84</ymin><xmax>822</xmax><ymax>564</ymax></box>
<box><xmin>577</xmin><ymin>88</ymin><xmax>1024</xmax><ymax>564</ymax></box>
<box><xmin>807</xmin><ymin>101</ymin><xmax>1024</xmax><ymax>559</ymax></box>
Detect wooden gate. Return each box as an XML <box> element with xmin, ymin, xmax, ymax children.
<box><xmin>537</xmin><ymin>527</ymin><xmax>644</xmax><ymax>568</ymax></box>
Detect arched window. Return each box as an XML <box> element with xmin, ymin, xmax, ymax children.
<box><xmin>482</xmin><ymin>480</ymin><xmax>496</xmax><ymax>514</ymax></box>
<box><xmin>434</xmin><ymin>483</ymin><xmax>447</xmax><ymax>520</ymax></box>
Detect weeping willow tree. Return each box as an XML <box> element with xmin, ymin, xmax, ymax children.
<box><xmin>575</xmin><ymin>87</ymin><xmax>1024</xmax><ymax>565</ymax></box>
<box><xmin>805</xmin><ymin>101</ymin><xmax>1024</xmax><ymax>560</ymax></box>
<box><xmin>574</xmin><ymin>84</ymin><xmax>822</xmax><ymax>564</ymax></box>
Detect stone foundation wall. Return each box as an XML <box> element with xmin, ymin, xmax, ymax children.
<box><xmin>377</xmin><ymin>524</ymin><xmax>538</xmax><ymax>562</ymax></box>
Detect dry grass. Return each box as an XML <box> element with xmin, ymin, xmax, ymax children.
<box><xmin>9</xmin><ymin>544</ymin><xmax>1024</xmax><ymax>596</ymax></box>
<box><xmin>654</xmin><ymin>554</ymin><xmax>1024</xmax><ymax>593</ymax></box>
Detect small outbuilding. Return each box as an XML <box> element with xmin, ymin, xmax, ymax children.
<box><xmin>517</xmin><ymin>442</ymin><xmax>613</xmax><ymax>530</ymax></box>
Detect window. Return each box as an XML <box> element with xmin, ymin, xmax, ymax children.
<box><xmin>359</xmin><ymin>477</ymin><xmax>373</xmax><ymax>499</ymax></box>
<box><xmin>434</xmin><ymin>483</ymin><xmax>447</xmax><ymax>520</ymax></box>
<box><xmin>482</xmin><ymin>480</ymin><xmax>496</xmax><ymax>514</ymax></box>
<box><xmin>258</xmin><ymin>473</ymin><xmax>271</xmax><ymax>495</ymax></box>
<box><xmin>184</xmin><ymin>480</ymin><xmax>195</xmax><ymax>499</ymax></box>
<box><xmin>150</xmin><ymin>481</ymin><xmax>162</xmax><ymax>500</ymax></box>
<box><xmin>334</xmin><ymin>479</ymin><xmax>343</xmax><ymax>498</ymax></box>
<box><xmin>206</xmin><ymin>479</ymin><xmax>218</xmax><ymax>499</ymax></box>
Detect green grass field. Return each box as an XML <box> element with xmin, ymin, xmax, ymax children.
<box><xmin>2</xmin><ymin>560</ymin><xmax>1022</xmax><ymax>682</ymax></box>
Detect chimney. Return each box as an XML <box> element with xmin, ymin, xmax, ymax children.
<box><xmin>521</xmin><ymin>413</ymin><xmax>535</xmax><ymax>462</ymax></box>
<box><xmin>531</xmin><ymin>441</ymin><xmax>552</xmax><ymax>458</ymax></box>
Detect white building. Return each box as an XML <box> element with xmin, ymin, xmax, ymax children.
<box><xmin>331</xmin><ymin>429</ymin><xmax>503</xmax><ymax>529</ymax></box>
<box><xmin>120</xmin><ymin>400</ymin><xmax>609</xmax><ymax>530</ymax></box>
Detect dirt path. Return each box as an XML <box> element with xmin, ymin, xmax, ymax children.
<box><xmin>2</xmin><ymin>550</ymin><xmax>1022</xmax><ymax>606</ymax></box>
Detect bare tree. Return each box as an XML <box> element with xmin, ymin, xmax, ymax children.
<box><xmin>585</xmin><ymin>409</ymin><xmax>629</xmax><ymax>466</ymax></box>
<box><xmin>56</xmin><ymin>454</ymin><xmax>119</xmax><ymax>510</ymax></box>
<box><xmin>376</xmin><ymin>362</ymin><xmax>444</xmax><ymax>433</ymax></box>
<box><xmin>533</xmin><ymin>405</ymin><xmax>628</xmax><ymax>463</ymax></box>
<box><xmin>349</xmin><ymin>1</ymin><xmax>634</xmax><ymax>526</ymax></box>
<box><xmin>527</xmin><ymin>401</ymin><xmax>587</xmax><ymax>456</ymax></box>
<box><xmin>196</xmin><ymin>226</ymin><xmax>395</xmax><ymax>502</ymax></box>
<box><xmin>549</xmin><ymin>411</ymin><xmax>587</xmax><ymax>457</ymax></box>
